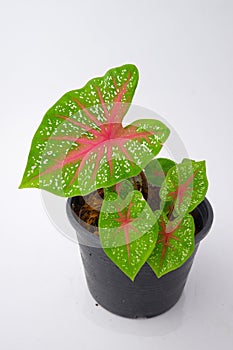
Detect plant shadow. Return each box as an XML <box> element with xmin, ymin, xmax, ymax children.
<box><xmin>80</xmin><ymin>290</ymin><xmax>186</xmax><ymax>337</ymax></box>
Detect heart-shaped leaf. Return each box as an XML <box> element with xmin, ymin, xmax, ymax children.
<box><xmin>147</xmin><ymin>213</ymin><xmax>195</xmax><ymax>278</ymax></box>
<box><xmin>99</xmin><ymin>190</ymin><xmax>158</xmax><ymax>281</ymax></box>
<box><xmin>19</xmin><ymin>64</ymin><xmax>170</xmax><ymax>197</ymax></box>
<box><xmin>159</xmin><ymin>160</ymin><xmax>208</xmax><ymax>217</ymax></box>
<box><xmin>145</xmin><ymin>158</ymin><xmax>176</xmax><ymax>186</ymax></box>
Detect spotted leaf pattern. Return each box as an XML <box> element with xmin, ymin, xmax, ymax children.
<box><xmin>159</xmin><ymin>159</ymin><xmax>208</xmax><ymax>217</ymax></box>
<box><xmin>147</xmin><ymin>213</ymin><xmax>195</xmax><ymax>278</ymax></box>
<box><xmin>99</xmin><ymin>190</ymin><xmax>158</xmax><ymax>281</ymax></box>
<box><xmin>19</xmin><ymin>64</ymin><xmax>170</xmax><ymax>196</ymax></box>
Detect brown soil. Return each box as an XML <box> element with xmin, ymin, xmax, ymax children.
<box><xmin>71</xmin><ymin>188</ymin><xmax>104</xmax><ymax>236</ymax></box>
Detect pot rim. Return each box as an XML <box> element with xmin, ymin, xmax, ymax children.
<box><xmin>66</xmin><ymin>197</ymin><xmax>214</xmax><ymax>248</ymax></box>
<box><xmin>193</xmin><ymin>198</ymin><xmax>214</xmax><ymax>245</ymax></box>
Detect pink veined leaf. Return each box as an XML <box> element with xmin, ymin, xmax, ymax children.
<box><xmin>99</xmin><ymin>190</ymin><xmax>158</xmax><ymax>281</ymax></box>
<box><xmin>168</xmin><ymin>173</ymin><xmax>195</xmax><ymax>206</ymax></box>
<box><xmin>147</xmin><ymin>212</ymin><xmax>195</xmax><ymax>278</ymax></box>
<box><xmin>113</xmin><ymin>202</ymin><xmax>142</xmax><ymax>261</ymax></box>
<box><xmin>159</xmin><ymin>160</ymin><xmax>208</xmax><ymax>217</ymax></box>
<box><xmin>19</xmin><ymin>64</ymin><xmax>170</xmax><ymax>197</ymax></box>
<box><xmin>156</xmin><ymin>215</ymin><xmax>181</xmax><ymax>266</ymax></box>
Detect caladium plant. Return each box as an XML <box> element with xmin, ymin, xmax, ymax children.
<box><xmin>20</xmin><ymin>64</ymin><xmax>209</xmax><ymax>281</ymax></box>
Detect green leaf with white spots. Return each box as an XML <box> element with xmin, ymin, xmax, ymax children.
<box><xmin>159</xmin><ymin>160</ymin><xmax>208</xmax><ymax>217</ymax></box>
<box><xmin>19</xmin><ymin>64</ymin><xmax>170</xmax><ymax>197</ymax></box>
<box><xmin>99</xmin><ymin>190</ymin><xmax>158</xmax><ymax>281</ymax></box>
<box><xmin>147</xmin><ymin>213</ymin><xmax>195</xmax><ymax>278</ymax></box>
<box><xmin>145</xmin><ymin>158</ymin><xmax>176</xmax><ymax>186</ymax></box>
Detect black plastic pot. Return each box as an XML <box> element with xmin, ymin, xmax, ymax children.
<box><xmin>67</xmin><ymin>198</ymin><xmax>213</xmax><ymax>318</ymax></box>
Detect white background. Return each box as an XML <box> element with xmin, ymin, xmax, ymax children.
<box><xmin>1</xmin><ymin>0</ymin><xmax>233</xmax><ymax>349</ymax></box>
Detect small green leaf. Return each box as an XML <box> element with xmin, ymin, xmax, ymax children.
<box><xmin>105</xmin><ymin>179</ymin><xmax>135</xmax><ymax>200</ymax></box>
<box><xmin>145</xmin><ymin>158</ymin><xmax>176</xmax><ymax>186</ymax></box>
<box><xmin>159</xmin><ymin>160</ymin><xmax>208</xmax><ymax>217</ymax></box>
<box><xmin>147</xmin><ymin>213</ymin><xmax>195</xmax><ymax>278</ymax></box>
<box><xmin>99</xmin><ymin>190</ymin><xmax>158</xmax><ymax>281</ymax></box>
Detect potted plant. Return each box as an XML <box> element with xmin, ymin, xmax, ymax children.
<box><xmin>19</xmin><ymin>64</ymin><xmax>213</xmax><ymax>318</ymax></box>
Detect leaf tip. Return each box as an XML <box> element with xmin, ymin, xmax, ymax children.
<box><xmin>123</xmin><ymin>62</ymin><xmax>139</xmax><ymax>74</ymax></box>
<box><xmin>18</xmin><ymin>178</ymin><xmax>26</xmax><ymax>189</ymax></box>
